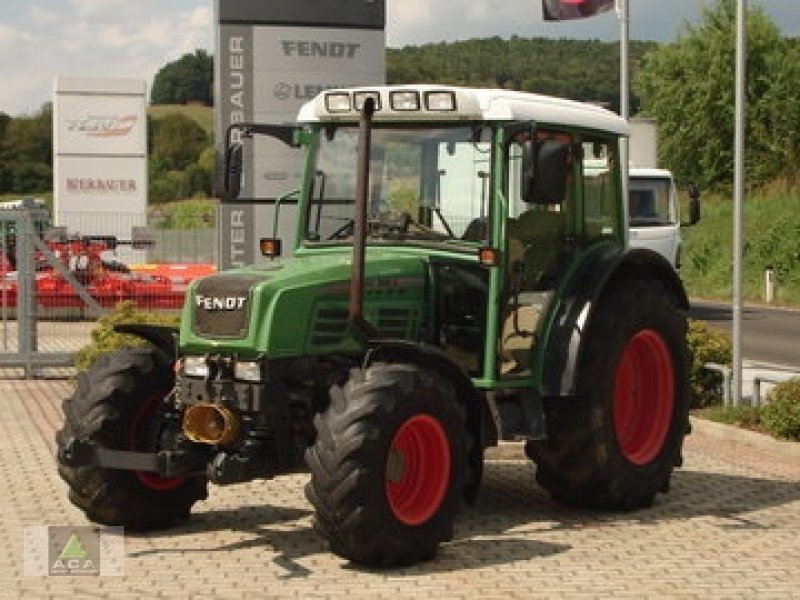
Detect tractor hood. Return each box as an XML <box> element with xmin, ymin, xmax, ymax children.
<box><xmin>179</xmin><ymin>249</ymin><xmax>429</xmax><ymax>357</ymax></box>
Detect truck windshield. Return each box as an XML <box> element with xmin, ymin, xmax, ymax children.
<box><xmin>628</xmin><ymin>177</ymin><xmax>673</xmax><ymax>226</ymax></box>
<box><xmin>303</xmin><ymin>124</ymin><xmax>492</xmax><ymax>246</ymax></box>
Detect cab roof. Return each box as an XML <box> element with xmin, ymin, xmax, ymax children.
<box><xmin>297</xmin><ymin>84</ymin><xmax>630</xmax><ymax>137</ymax></box>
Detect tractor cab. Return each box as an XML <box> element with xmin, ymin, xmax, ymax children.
<box><xmin>220</xmin><ymin>87</ymin><xmax>628</xmax><ymax>389</ymax></box>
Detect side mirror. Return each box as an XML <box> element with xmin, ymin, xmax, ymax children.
<box><xmin>520</xmin><ymin>139</ymin><xmax>538</xmax><ymax>203</ymax></box>
<box><xmin>686</xmin><ymin>183</ymin><xmax>701</xmax><ymax>226</ymax></box>
<box><xmin>522</xmin><ymin>139</ymin><xmax>571</xmax><ymax>205</ymax></box>
<box><xmin>224</xmin><ymin>143</ymin><xmax>244</xmax><ymax>200</ymax></box>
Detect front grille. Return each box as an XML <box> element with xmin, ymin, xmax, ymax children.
<box><xmin>308</xmin><ymin>304</ymin><xmax>417</xmax><ymax>349</ymax></box>
<box><xmin>192</xmin><ymin>273</ymin><xmax>267</xmax><ymax>338</ymax></box>
<box><xmin>376</xmin><ymin>307</ymin><xmax>414</xmax><ymax>338</ymax></box>
<box><xmin>310</xmin><ymin>306</ymin><xmax>349</xmax><ymax>346</ymax></box>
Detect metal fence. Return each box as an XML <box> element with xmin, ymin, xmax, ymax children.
<box><xmin>57</xmin><ymin>210</ymin><xmax>218</xmax><ymax>265</ymax></box>
<box><xmin>1</xmin><ymin>204</ymin><xmax>216</xmax><ymax>378</ymax></box>
<box><xmin>147</xmin><ymin>229</ymin><xmax>217</xmax><ymax>264</ymax></box>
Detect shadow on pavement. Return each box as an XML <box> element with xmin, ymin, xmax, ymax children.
<box><xmin>688</xmin><ymin>303</ymin><xmax>764</xmax><ymax>324</ymax></box>
<box><xmin>469</xmin><ymin>461</ymin><xmax>800</xmax><ymax>527</ymax></box>
<box><xmin>689</xmin><ymin>304</ymin><xmax>732</xmax><ymax>322</ymax></box>
<box><xmin>124</xmin><ymin>459</ymin><xmax>800</xmax><ymax>575</ymax></box>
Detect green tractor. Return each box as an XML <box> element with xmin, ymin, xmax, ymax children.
<box><xmin>57</xmin><ymin>86</ymin><xmax>690</xmax><ymax>567</ymax></box>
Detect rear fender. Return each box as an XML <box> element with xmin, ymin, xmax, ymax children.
<box><xmin>540</xmin><ymin>247</ymin><xmax>687</xmax><ymax>397</ymax></box>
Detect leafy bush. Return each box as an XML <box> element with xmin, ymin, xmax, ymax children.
<box><xmin>761</xmin><ymin>379</ymin><xmax>800</xmax><ymax>441</ymax></box>
<box><xmin>150</xmin><ymin>197</ymin><xmax>216</xmax><ymax>229</ymax></box>
<box><xmin>75</xmin><ymin>301</ymin><xmax>180</xmax><ymax>372</ymax></box>
<box><xmin>686</xmin><ymin>318</ymin><xmax>733</xmax><ymax>408</ymax></box>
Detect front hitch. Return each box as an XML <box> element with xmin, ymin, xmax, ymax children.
<box><xmin>59</xmin><ymin>436</ymin><xmax>207</xmax><ymax>478</ymax></box>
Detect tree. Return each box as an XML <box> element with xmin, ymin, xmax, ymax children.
<box><xmin>148</xmin><ymin>112</ymin><xmax>213</xmax><ymax>203</ymax></box>
<box><xmin>0</xmin><ymin>103</ymin><xmax>52</xmax><ymax>193</ymax></box>
<box><xmin>0</xmin><ymin>112</ymin><xmax>10</xmax><ymax>141</ymax></box>
<box><xmin>753</xmin><ymin>39</ymin><xmax>800</xmax><ymax>184</ymax></box>
<box><xmin>634</xmin><ymin>0</ymin><xmax>795</xmax><ymax>190</ymax></box>
<box><xmin>151</xmin><ymin>50</ymin><xmax>213</xmax><ymax>106</ymax></box>
<box><xmin>387</xmin><ymin>37</ymin><xmax>656</xmax><ymax>114</ymax></box>
<box><xmin>150</xmin><ymin>113</ymin><xmax>209</xmax><ymax>171</ymax></box>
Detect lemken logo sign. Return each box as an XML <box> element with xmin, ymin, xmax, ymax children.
<box><xmin>274</xmin><ymin>82</ymin><xmax>342</xmax><ymax>101</ymax></box>
<box><xmin>66</xmin><ymin>114</ymin><xmax>138</xmax><ymax>138</ymax></box>
<box><xmin>195</xmin><ymin>294</ymin><xmax>247</xmax><ymax>311</ymax></box>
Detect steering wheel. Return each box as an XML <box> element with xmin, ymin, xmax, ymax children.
<box><xmin>326</xmin><ymin>219</ymin><xmax>354</xmax><ymax>240</ymax></box>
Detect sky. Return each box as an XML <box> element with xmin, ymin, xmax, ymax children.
<box><xmin>0</xmin><ymin>0</ymin><xmax>798</xmax><ymax>116</ymax></box>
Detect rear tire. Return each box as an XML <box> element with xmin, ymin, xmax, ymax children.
<box><xmin>56</xmin><ymin>347</ymin><xmax>208</xmax><ymax>529</ymax></box>
<box><xmin>305</xmin><ymin>362</ymin><xmax>468</xmax><ymax>567</ymax></box>
<box><xmin>526</xmin><ymin>279</ymin><xmax>689</xmax><ymax>509</ymax></box>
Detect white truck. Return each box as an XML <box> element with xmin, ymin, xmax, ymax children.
<box><xmin>627</xmin><ymin>118</ymin><xmax>699</xmax><ymax>269</ymax></box>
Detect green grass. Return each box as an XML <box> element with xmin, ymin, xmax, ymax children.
<box><xmin>148</xmin><ymin>104</ymin><xmax>214</xmax><ymax>137</ymax></box>
<box><xmin>150</xmin><ymin>197</ymin><xmax>217</xmax><ymax>229</ymax></box>
<box><xmin>693</xmin><ymin>405</ymin><xmax>765</xmax><ymax>433</ymax></box>
<box><xmin>680</xmin><ymin>185</ymin><xmax>800</xmax><ymax>305</ymax></box>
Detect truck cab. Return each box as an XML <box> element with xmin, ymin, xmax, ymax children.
<box><xmin>628</xmin><ymin>167</ymin><xmax>682</xmax><ymax>267</ymax></box>
<box><xmin>625</xmin><ymin>118</ymin><xmax>700</xmax><ymax>269</ymax></box>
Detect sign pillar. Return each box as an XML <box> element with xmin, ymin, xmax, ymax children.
<box><xmin>215</xmin><ymin>0</ymin><xmax>386</xmax><ymax>269</ymax></box>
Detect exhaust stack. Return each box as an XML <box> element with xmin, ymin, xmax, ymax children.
<box><xmin>349</xmin><ymin>97</ymin><xmax>381</xmax><ymax>340</ymax></box>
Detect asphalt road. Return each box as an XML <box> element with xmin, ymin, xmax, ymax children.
<box><xmin>689</xmin><ymin>299</ymin><xmax>800</xmax><ymax>368</ymax></box>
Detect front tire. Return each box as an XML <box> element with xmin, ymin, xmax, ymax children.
<box><xmin>526</xmin><ymin>279</ymin><xmax>689</xmax><ymax>509</ymax></box>
<box><xmin>305</xmin><ymin>362</ymin><xmax>469</xmax><ymax>567</ymax></box>
<box><xmin>56</xmin><ymin>347</ymin><xmax>208</xmax><ymax>529</ymax></box>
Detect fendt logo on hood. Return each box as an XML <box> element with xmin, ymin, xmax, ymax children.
<box><xmin>66</xmin><ymin>114</ymin><xmax>138</xmax><ymax>138</ymax></box>
<box><xmin>195</xmin><ymin>294</ymin><xmax>247</xmax><ymax>311</ymax></box>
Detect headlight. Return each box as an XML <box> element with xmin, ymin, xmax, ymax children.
<box><xmin>425</xmin><ymin>91</ymin><xmax>456</xmax><ymax>111</ymax></box>
<box><xmin>183</xmin><ymin>356</ymin><xmax>209</xmax><ymax>378</ymax></box>
<box><xmin>234</xmin><ymin>360</ymin><xmax>262</xmax><ymax>383</ymax></box>
<box><xmin>390</xmin><ymin>90</ymin><xmax>420</xmax><ymax>111</ymax></box>
<box><xmin>325</xmin><ymin>92</ymin><xmax>351</xmax><ymax>113</ymax></box>
<box><xmin>353</xmin><ymin>91</ymin><xmax>381</xmax><ymax>111</ymax></box>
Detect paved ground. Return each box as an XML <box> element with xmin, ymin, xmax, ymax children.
<box><xmin>1</xmin><ymin>378</ymin><xmax>799</xmax><ymax>599</ymax></box>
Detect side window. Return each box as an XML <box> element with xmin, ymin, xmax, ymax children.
<box><xmin>506</xmin><ymin>130</ymin><xmax>574</xmax><ymax>291</ymax></box>
<box><xmin>581</xmin><ymin>138</ymin><xmax>620</xmax><ymax>241</ymax></box>
<box><xmin>435</xmin><ymin>140</ymin><xmax>492</xmax><ymax>239</ymax></box>
<box><xmin>500</xmin><ymin>130</ymin><xmax>574</xmax><ymax>378</ymax></box>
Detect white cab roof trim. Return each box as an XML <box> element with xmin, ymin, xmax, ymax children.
<box><xmin>297</xmin><ymin>85</ymin><xmax>629</xmax><ymax>136</ymax></box>
<box><xmin>629</xmin><ymin>167</ymin><xmax>673</xmax><ymax>178</ymax></box>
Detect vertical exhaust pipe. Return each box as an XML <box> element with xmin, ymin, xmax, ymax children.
<box><xmin>349</xmin><ymin>98</ymin><xmax>381</xmax><ymax>340</ymax></box>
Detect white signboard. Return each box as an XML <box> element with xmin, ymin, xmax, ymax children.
<box><xmin>53</xmin><ymin>77</ymin><xmax>147</xmax><ymax>262</ymax></box>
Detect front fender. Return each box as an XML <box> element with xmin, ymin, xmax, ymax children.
<box><xmin>365</xmin><ymin>340</ymin><xmax>492</xmax><ymax>504</ymax></box>
<box><xmin>113</xmin><ymin>323</ymin><xmax>179</xmax><ymax>361</ymax></box>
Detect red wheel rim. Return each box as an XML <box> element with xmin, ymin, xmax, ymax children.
<box><xmin>130</xmin><ymin>395</ymin><xmax>186</xmax><ymax>491</ymax></box>
<box><xmin>613</xmin><ymin>329</ymin><xmax>675</xmax><ymax>465</ymax></box>
<box><xmin>385</xmin><ymin>414</ymin><xmax>451</xmax><ymax>526</ymax></box>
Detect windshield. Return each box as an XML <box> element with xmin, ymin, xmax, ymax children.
<box><xmin>628</xmin><ymin>177</ymin><xmax>674</xmax><ymax>226</ymax></box>
<box><xmin>303</xmin><ymin>124</ymin><xmax>492</xmax><ymax>246</ymax></box>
